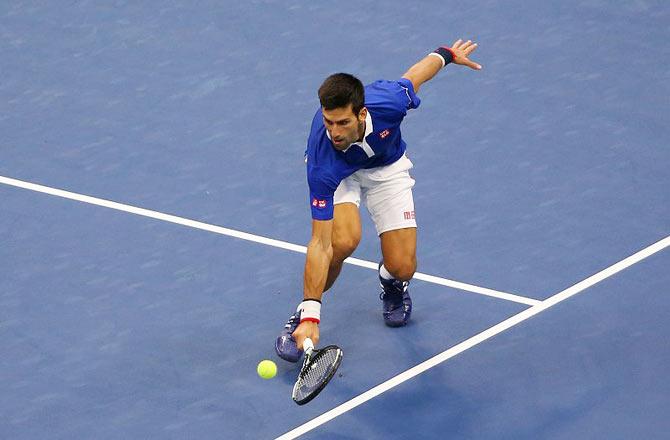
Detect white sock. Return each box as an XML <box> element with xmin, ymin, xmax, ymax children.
<box><xmin>379</xmin><ymin>264</ymin><xmax>394</xmax><ymax>280</ymax></box>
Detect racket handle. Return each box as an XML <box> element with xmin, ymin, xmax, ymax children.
<box><xmin>303</xmin><ymin>337</ymin><xmax>315</xmax><ymax>355</ymax></box>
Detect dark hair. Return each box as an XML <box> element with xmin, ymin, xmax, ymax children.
<box><xmin>318</xmin><ymin>73</ymin><xmax>365</xmax><ymax>115</ymax></box>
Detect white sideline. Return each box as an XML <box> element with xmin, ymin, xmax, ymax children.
<box><xmin>275</xmin><ymin>235</ymin><xmax>670</xmax><ymax>440</ymax></box>
<box><xmin>0</xmin><ymin>175</ymin><xmax>539</xmax><ymax>306</ymax></box>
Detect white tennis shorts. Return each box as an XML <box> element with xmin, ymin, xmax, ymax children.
<box><xmin>334</xmin><ymin>153</ymin><xmax>416</xmax><ymax>235</ymax></box>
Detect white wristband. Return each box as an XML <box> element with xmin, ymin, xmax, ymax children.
<box><xmin>428</xmin><ymin>52</ymin><xmax>447</xmax><ymax>68</ymax></box>
<box><xmin>299</xmin><ymin>300</ymin><xmax>321</xmax><ymax>324</ymax></box>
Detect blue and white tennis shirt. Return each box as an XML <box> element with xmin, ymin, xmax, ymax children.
<box><xmin>305</xmin><ymin>78</ymin><xmax>421</xmax><ymax>220</ymax></box>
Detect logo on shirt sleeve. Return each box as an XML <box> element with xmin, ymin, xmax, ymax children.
<box><xmin>379</xmin><ymin>129</ymin><xmax>391</xmax><ymax>139</ymax></box>
<box><xmin>312</xmin><ymin>198</ymin><xmax>327</xmax><ymax>209</ymax></box>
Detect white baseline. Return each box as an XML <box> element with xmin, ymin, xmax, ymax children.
<box><xmin>0</xmin><ymin>175</ymin><xmax>539</xmax><ymax>306</ymax></box>
<box><xmin>276</xmin><ymin>235</ymin><xmax>670</xmax><ymax>439</ymax></box>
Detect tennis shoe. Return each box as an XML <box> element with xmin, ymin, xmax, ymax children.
<box><xmin>379</xmin><ymin>263</ymin><xmax>412</xmax><ymax>327</ymax></box>
<box><xmin>275</xmin><ymin>309</ymin><xmax>304</xmax><ymax>363</ymax></box>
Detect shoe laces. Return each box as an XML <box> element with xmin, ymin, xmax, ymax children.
<box><xmin>284</xmin><ymin>312</ymin><xmax>301</xmax><ymax>330</ymax></box>
<box><xmin>379</xmin><ymin>286</ymin><xmax>405</xmax><ymax>304</ymax></box>
<box><xmin>380</xmin><ymin>278</ymin><xmax>408</xmax><ymax>293</ymax></box>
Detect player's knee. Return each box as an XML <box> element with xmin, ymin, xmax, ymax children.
<box><xmin>332</xmin><ymin>234</ymin><xmax>360</xmax><ymax>261</ymax></box>
<box><xmin>385</xmin><ymin>258</ymin><xmax>416</xmax><ymax>281</ymax></box>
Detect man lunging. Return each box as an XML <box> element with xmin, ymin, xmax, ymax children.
<box><xmin>276</xmin><ymin>40</ymin><xmax>481</xmax><ymax>362</ymax></box>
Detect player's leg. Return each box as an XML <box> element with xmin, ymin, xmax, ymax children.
<box><xmin>324</xmin><ymin>202</ymin><xmax>361</xmax><ymax>292</ymax></box>
<box><xmin>377</xmin><ymin>227</ymin><xmax>416</xmax><ymax>327</ymax></box>
<box><xmin>275</xmin><ymin>175</ymin><xmax>361</xmax><ymax>362</ymax></box>
<box><xmin>362</xmin><ymin>154</ymin><xmax>417</xmax><ymax>326</ymax></box>
<box><xmin>380</xmin><ymin>227</ymin><xmax>417</xmax><ymax>281</ymax></box>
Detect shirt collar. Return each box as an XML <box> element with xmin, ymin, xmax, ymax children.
<box><xmin>353</xmin><ymin>110</ymin><xmax>373</xmax><ymax>145</ymax></box>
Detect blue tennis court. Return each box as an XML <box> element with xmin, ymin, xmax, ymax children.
<box><xmin>2</xmin><ymin>1</ymin><xmax>669</xmax><ymax>439</ymax></box>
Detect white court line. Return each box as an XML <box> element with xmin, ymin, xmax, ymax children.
<box><xmin>0</xmin><ymin>175</ymin><xmax>539</xmax><ymax>306</ymax></box>
<box><xmin>275</xmin><ymin>235</ymin><xmax>670</xmax><ymax>440</ymax></box>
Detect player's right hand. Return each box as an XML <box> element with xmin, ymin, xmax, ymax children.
<box><xmin>293</xmin><ymin>320</ymin><xmax>320</xmax><ymax>350</ymax></box>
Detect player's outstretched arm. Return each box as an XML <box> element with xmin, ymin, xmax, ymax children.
<box><xmin>293</xmin><ymin>219</ymin><xmax>334</xmax><ymax>350</ymax></box>
<box><xmin>402</xmin><ymin>39</ymin><xmax>482</xmax><ymax>93</ymax></box>
<box><xmin>303</xmin><ymin>219</ymin><xmax>333</xmax><ymax>302</ymax></box>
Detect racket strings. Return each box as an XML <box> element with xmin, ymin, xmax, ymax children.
<box><xmin>295</xmin><ymin>348</ymin><xmax>340</xmax><ymax>399</ymax></box>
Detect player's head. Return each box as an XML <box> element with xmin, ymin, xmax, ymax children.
<box><xmin>318</xmin><ymin>73</ymin><xmax>367</xmax><ymax>150</ymax></box>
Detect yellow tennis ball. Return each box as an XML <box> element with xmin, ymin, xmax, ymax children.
<box><xmin>257</xmin><ymin>360</ymin><xmax>277</xmax><ymax>379</ymax></box>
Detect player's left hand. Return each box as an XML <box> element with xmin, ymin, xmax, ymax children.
<box><xmin>450</xmin><ymin>39</ymin><xmax>482</xmax><ymax>70</ymax></box>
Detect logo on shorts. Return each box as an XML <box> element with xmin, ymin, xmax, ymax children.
<box><xmin>379</xmin><ymin>129</ymin><xmax>391</xmax><ymax>139</ymax></box>
<box><xmin>403</xmin><ymin>211</ymin><xmax>415</xmax><ymax>220</ymax></box>
<box><xmin>312</xmin><ymin>198</ymin><xmax>327</xmax><ymax>209</ymax></box>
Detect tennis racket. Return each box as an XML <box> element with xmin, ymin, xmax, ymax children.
<box><xmin>291</xmin><ymin>337</ymin><xmax>343</xmax><ymax>405</ymax></box>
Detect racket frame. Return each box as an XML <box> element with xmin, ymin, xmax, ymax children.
<box><xmin>291</xmin><ymin>338</ymin><xmax>343</xmax><ymax>405</ymax></box>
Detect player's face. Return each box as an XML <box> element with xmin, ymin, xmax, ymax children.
<box><xmin>322</xmin><ymin>105</ymin><xmax>367</xmax><ymax>151</ymax></box>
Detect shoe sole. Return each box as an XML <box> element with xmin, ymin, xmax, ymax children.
<box><xmin>384</xmin><ymin>317</ymin><xmax>410</xmax><ymax>327</ymax></box>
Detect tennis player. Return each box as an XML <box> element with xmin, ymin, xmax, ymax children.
<box><xmin>276</xmin><ymin>40</ymin><xmax>481</xmax><ymax>362</ymax></box>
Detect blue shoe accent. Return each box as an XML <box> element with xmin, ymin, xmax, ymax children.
<box><xmin>274</xmin><ymin>309</ymin><xmax>304</xmax><ymax>363</ymax></box>
<box><xmin>379</xmin><ymin>262</ymin><xmax>412</xmax><ymax>327</ymax></box>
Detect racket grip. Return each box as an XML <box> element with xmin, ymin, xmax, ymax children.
<box><xmin>303</xmin><ymin>337</ymin><xmax>315</xmax><ymax>355</ymax></box>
